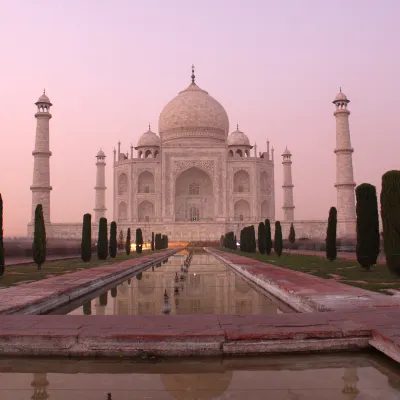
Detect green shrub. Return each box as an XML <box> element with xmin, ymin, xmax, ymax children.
<box><xmin>258</xmin><ymin>222</ymin><xmax>266</xmax><ymax>254</ymax></box>
<box><xmin>136</xmin><ymin>228</ymin><xmax>143</xmax><ymax>253</ymax></box>
<box><xmin>265</xmin><ymin>219</ymin><xmax>272</xmax><ymax>255</ymax></box>
<box><xmin>288</xmin><ymin>223</ymin><xmax>296</xmax><ymax>243</ymax></box>
<box><xmin>0</xmin><ymin>194</ymin><xmax>4</xmax><ymax>276</ymax></box>
<box><xmin>274</xmin><ymin>221</ymin><xmax>283</xmax><ymax>257</ymax></box>
<box><xmin>356</xmin><ymin>183</ymin><xmax>380</xmax><ymax>270</ymax></box>
<box><xmin>81</xmin><ymin>213</ymin><xmax>92</xmax><ymax>262</ymax></box>
<box><xmin>109</xmin><ymin>221</ymin><xmax>117</xmax><ymax>258</ymax></box>
<box><xmin>326</xmin><ymin>207</ymin><xmax>337</xmax><ymax>261</ymax></box>
<box><xmin>97</xmin><ymin>217</ymin><xmax>108</xmax><ymax>260</ymax></box>
<box><xmin>381</xmin><ymin>170</ymin><xmax>400</xmax><ymax>276</ymax></box>
<box><xmin>125</xmin><ymin>228</ymin><xmax>131</xmax><ymax>255</ymax></box>
<box><xmin>32</xmin><ymin>204</ymin><xmax>46</xmax><ymax>269</ymax></box>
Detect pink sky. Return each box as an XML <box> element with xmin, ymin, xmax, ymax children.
<box><xmin>0</xmin><ymin>0</ymin><xmax>399</xmax><ymax>236</ymax></box>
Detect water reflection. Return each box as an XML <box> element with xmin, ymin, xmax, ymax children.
<box><xmin>0</xmin><ymin>354</ymin><xmax>399</xmax><ymax>399</ymax></box>
<box><xmin>68</xmin><ymin>253</ymin><xmax>292</xmax><ymax>316</ymax></box>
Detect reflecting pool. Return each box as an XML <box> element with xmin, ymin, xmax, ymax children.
<box><xmin>59</xmin><ymin>251</ymin><xmax>294</xmax><ymax>316</ymax></box>
<box><xmin>0</xmin><ymin>352</ymin><xmax>399</xmax><ymax>399</ymax></box>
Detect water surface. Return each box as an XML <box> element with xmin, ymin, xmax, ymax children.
<box><xmin>0</xmin><ymin>353</ymin><xmax>399</xmax><ymax>399</ymax></box>
<box><xmin>61</xmin><ymin>251</ymin><xmax>293</xmax><ymax>316</ymax></box>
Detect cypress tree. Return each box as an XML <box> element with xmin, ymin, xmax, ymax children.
<box><xmin>274</xmin><ymin>221</ymin><xmax>283</xmax><ymax>257</ymax></box>
<box><xmin>125</xmin><ymin>228</ymin><xmax>131</xmax><ymax>255</ymax></box>
<box><xmin>151</xmin><ymin>232</ymin><xmax>155</xmax><ymax>251</ymax></box>
<box><xmin>0</xmin><ymin>194</ymin><xmax>4</xmax><ymax>276</ymax></box>
<box><xmin>136</xmin><ymin>228</ymin><xmax>143</xmax><ymax>253</ymax></box>
<box><xmin>32</xmin><ymin>204</ymin><xmax>46</xmax><ymax>270</ymax></box>
<box><xmin>258</xmin><ymin>222</ymin><xmax>266</xmax><ymax>254</ymax></box>
<box><xmin>288</xmin><ymin>223</ymin><xmax>296</xmax><ymax>244</ymax></box>
<box><xmin>155</xmin><ymin>233</ymin><xmax>162</xmax><ymax>250</ymax></box>
<box><xmin>356</xmin><ymin>183</ymin><xmax>380</xmax><ymax>271</ymax></box>
<box><xmin>97</xmin><ymin>217</ymin><xmax>108</xmax><ymax>260</ymax></box>
<box><xmin>81</xmin><ymin>213</ymin><xmax>92</xmax><ymax>262</ymax></box>
<box><xmin>109</xmin><ymin>221</ymin><xmax>117</xmax><ymax>258</ymax></box>
<box><xmin>326</xmin><ymin>207</ymin><xmax>337</xmax><ymax>261</ymax></box>
<box><xmin>381</xmin><ymin>170</ymin><xmax>400</xmax><ymax>276</ymax></box>
<box><xmin>118</xmin><ymin>229</ymin><xmax>124</xmax><ymax>249</ymax></box>
<box><xmin>265</xmin><ymin>219</ymin><xmax>272</xmax><ymax>255</ymax></box>
<box><xmin>165</xmin><ymin>235</ymin><xmax>169</xmax><ymax>249</ymax></box>
<box><xmin>249</xmin><ymin>225</ymin><xmax>257</xmax><ymax>252</ymax></box>
<box><xmin>239</xmin><ymin>229</ymin><xmax>244</xmax><ymax>252</ymax></box>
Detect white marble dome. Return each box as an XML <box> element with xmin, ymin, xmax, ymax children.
<box><xmin>137</xmin><ymin>127</ymin><xmax>161</xmax><ymax>147</ymax></box>
<box><xmin>158</xmin><ymin>81</ymin><xmax>229</xmax><ymax>141</ymax></box>
<box><xmin>228</xmin><ymin>126</ymin><xmax>250</xmax><ymax>146</ymax></box>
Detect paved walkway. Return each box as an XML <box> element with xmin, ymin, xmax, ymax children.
<box><xmin>208</xmin><ymin>248</ymin><xmax>400</xmax><ymax>363</ymax></box>
<box><xmin>0</xmin><ymin>247</ymin><xmax>398</xmax><ymax>363</ymax></box>
<box><xmin>6</xmin><ymin>254</ymin><xmax>81</xmax><ymax>266</ymax></box>
<box><xmin>0</xmin><ymin>249</ymin><xmax>179</xmax><ymax>315</ymax></box>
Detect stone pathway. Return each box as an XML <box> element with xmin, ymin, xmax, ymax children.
<box><xmin>0</xmin><ymin>247</ymin><xmax>398</xmax><ymax>363</ymax></box>
<box><xmin>0</xmin><ymin>249</ymin><xmax>179</xmax><ymax>315</ymax></box>
<box><xmin>208</xmin><ymin>248</ymin><xmax>400</xmax><ymax>363</ymax></box>
<box><xmin>6</xmin><ymin>254</ymin><xmax>81</xmax><ymax>266</ymax></box>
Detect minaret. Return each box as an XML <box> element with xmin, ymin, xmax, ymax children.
<box><xmin>94</xmin><ymin>149</ymin><xmax>107</xmax><ymax>222</ymax></box>
<box><xmin>282</xmin><ymin>147</ymin><xmax>295</xmax><ymax>221</ymax></box>
<box><xmin>333</xmin><ymin>89</ymin><xmax>356</xmax><ymax>237</ymax></box>
<box><xmin>31</xmin><ymin>90</ymin><xmax>52</xmax><ymax>224</ymax></box>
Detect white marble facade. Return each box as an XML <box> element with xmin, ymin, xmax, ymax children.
<box><xmin>112</xmin><ymin>70</ymin><xmax>276</xmax><ymax>241</ymax></box>
<box><xmin>28</xmin><ymin>68</ymin><xmax>357</xmax><ymax>240</ymax></box>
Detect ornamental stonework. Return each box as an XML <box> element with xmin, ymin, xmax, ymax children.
<box><xmin>173</xmin><ymin>160</ymin><xmax>214</xmax><ymax>175</ymax></box>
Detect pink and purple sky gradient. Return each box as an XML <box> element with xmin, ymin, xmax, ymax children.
<box><xmin>0</xmin><ymin>0</ymin><xmax>399</xmax><ymax>236</ymax></box>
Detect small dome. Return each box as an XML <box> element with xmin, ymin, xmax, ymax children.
<box><xmin>333</xmin><ymin>90</ymin><xmax>349</xmax><ymax>103</ymax></box>
<box><xmin>96</xmin><ymin>149</ymin><xmax>106</xmax><ymax>157</ymax></box>
<box><xmin>137</xmin><ymin>127</ymin><xmax>161</xmax><ymax>147</ymax></box>
<box><xmin>227</xmin><ymin>126</ymin><xmax>250</xmax><ymax>146</ymax></box>
<box><xmin>36</xmin><ymin>91</ymin><xmax>51</xmax><ymax>104</ymax></box>
<box><xmin>282</xmin><ymin>147</ymin><xmax>291</xmax><ymax>156</ymax></box>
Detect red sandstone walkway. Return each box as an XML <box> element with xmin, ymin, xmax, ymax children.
<box><xmin>0</xmin><ymin>249</ymin><xmax>179</xmax><ymax>315</ymax></box>
<box><xmin>0</xmin><ymin>247</ymin><xmax>398</xmax><ymax>363</ymax></box>
<box><xmin>210</xmin><ymin>249</ymin><xmax>399</xmax><ymax>312</ymax></box>
<box><xmin>208</xmin><ymin>248</ymin><xmax>400</xmax><ymax>363</ymax></box>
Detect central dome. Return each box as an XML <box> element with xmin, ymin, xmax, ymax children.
<box><xmin>158</xmin><ymin>73</ymin><xmax>229</xmax><ymax>143</ymax></box>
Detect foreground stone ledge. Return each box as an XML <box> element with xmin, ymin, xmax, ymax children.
<box><xmin>0</xmin><ymin>312</ymin><xmax>395</xmax><ymax>360</ymax></box>
<box><xmin>0</xmin><ymin>249</ymin><xmax>180</xmax><ymax>315</ymax></box>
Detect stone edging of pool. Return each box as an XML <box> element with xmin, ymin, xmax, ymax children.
<box><xmin>207</xmin><ymin>248</ymin><xmax>400</xmax><ymax>363</ymax></box>
<box><xmin>0</xmin><ymin>249</ymin><xmax>181</xmax><ymax>315</ymax></box>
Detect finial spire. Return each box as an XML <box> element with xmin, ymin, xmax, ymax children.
<box><xmin>236</xmin><ymin>123</ymin><xmax>239</xmax><ymax>130</ymax></box>
<box><xmin>43</xmin><ymin>89</ymin><xmax>46</xmax><ymax>95</ymax></box>
<box><xmin>191</xmin><ymin>64</ymin><xmax>195</xmax><ymax>84</ymax></box>
<box><xmin>340</xmin><ymin>86</ymin><xmax>342</xmax><ymax>93</ymax></box>
<box><xmin>148</xmin><ymin>123</ymin><xmax>151</xmax><ymax>131</ymax></box>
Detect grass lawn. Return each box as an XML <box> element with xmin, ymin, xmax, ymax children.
<box><xmin>0</xmin><ymin>250</ymin><xmax>157</xmax><ymax>289</ymax></box>
<box><xmin>219</xmin><ymin>248</ymin><xmax>400</xmax><ymax>295</ymax></box>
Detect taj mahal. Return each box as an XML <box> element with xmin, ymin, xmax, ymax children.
<box><xmin>27</xmin><ymin>67</ymin><xmax>357</xmax><ymax>241</ymax></box>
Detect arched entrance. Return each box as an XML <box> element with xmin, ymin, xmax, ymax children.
<box><xmin>175</xmin><ymin>167</ymin><xmax>214</xmax><ymax>221</ymax></box>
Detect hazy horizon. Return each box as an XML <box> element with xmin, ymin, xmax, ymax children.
<box><xmin>0</xmin><ymin>0</ymin><xmax>399</xmax><ymax>236</ymax></box>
